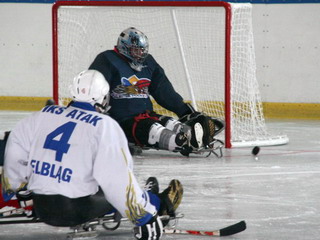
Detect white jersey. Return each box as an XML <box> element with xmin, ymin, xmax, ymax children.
<box><xmin>3</xmin><ymin>102</ymin><xmax>156</xmax><ymax>224</ymax></box>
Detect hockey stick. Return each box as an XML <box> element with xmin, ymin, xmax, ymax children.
<box><xmin>164</xmin><ymin>220</ymin><xmax>246</xmax><ymax>237</ymax></box>
<box><xmin>0</xmin><ymin>207</ymin><xmax>25</xmax><ymax>218</ymax></box>
<box><xmin>0</xmin><ymin>217</ymin><xmax>41</xmax><ymax>224</ymax></box>
<box><xmin>0</xmin><ymin>212</ymin><xmax>180</xmax><ymax>226</ymax></box>
<box><xmin>0</xmin><ymin>209</ymin><xmax>246</xmax><ymax>237</ymax></box>
<box><xmin>0</xmin><ymin>207</ymin><xmax>40</xmax><ymax>224</ymax></box>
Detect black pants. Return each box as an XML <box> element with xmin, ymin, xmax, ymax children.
<box><xmin>120</xmin><ymin>112</ymin><xmax>171</xmax><ymax>145</ymax></box>
<box><xmin>33</xmin><ymin>188</ymin><xmax>114</xmax><ymax>227</ymax></box>
<box><xmin>0</xmin><ymin>131</ymin><xmax>10</xmax><ymax>166</ymax></box>
<box><xmin>0</xmin><ymin>140</ymin><xmax>5</xmax><ymax>166</ymax></box>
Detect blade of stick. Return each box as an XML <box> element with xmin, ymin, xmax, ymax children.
<box><xmin>220</xmin><ymin>220</ymin><xmax>246</xmax><ymax>236</ymax></box>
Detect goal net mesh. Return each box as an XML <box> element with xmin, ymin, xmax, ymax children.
<box><xmin>53</xmin><ymin>2</ymin><xmax>288</xmax><ymax>147</ymax></box>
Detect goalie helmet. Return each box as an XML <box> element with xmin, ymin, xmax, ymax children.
<box><xmin>70</xmin><ymin>70</ymin><xmax>110</xmax><ymax>113</ymax></box>
<box><xmin>117</xmin><ymin>27</ymin><xmax>149</xmax><ymax>71</ymax></box>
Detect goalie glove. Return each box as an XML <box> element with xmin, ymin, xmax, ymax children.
<box><xmin>179</xmin><ymin>103</ymin><xmax>225</xmax><ymax>146</ymax></box>
<box><xmin>134</xmin><ymin>214</ymin><xmax>163</xmax><ymax>240</ymax></box>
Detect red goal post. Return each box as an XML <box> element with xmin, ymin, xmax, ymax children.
<box><xmin>52</xmin><ymin>1</ymin><xmax>288</xmax><ymax>148</ymax></box>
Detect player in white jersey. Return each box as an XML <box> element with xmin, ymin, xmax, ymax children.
<box><xmin>2</xmin><ymin>70</ymin><xmax>182</xmax><ymax>239</ymax></box>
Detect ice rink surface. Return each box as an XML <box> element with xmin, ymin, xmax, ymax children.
<box><xmin>1</xmin><ymin>111</ymin><xmax>320</xmax><ymax>240</ymax></box>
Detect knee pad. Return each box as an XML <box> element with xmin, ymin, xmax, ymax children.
<box><xmin>159</xmin><ymin>117</ymin><xmax>192</xmax><ymax>137</ymax></box>
<box><xmin>148</xmin><ymin>123</ymin><xmax>166</xmax><ymax>145</ymax></box>
<box><xmin>148</xmin><ymin>123</ymin><xmax>177</xmax><ymax>151</ymax></box>
<box><xmin>161</xmin><ymin>117</ymin><xmax>183</xmax><ymax>133</ymax></box>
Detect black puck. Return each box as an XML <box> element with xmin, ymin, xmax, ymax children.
<box><xmin>252</xmin><ymin>146</ymin><xmax>260</xmax><ymax>155</ymax></box>
<box><xmin>46</xmin><ymin>99</ymin><xmax>56</xmax><ymax>106</ymax></box>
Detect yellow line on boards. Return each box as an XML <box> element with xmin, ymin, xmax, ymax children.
<box><xmin>0</xmin><ymin>96</ymin><xmax>320</xmax><ymax>120</ymax></box>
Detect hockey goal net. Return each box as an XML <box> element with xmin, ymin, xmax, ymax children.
<box><xmin>52</xmin><ymin>1</ymin><xmax>288</xmax><ymax>148</ymax></box>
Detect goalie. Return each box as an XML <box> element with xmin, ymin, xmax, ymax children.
<box><xmin>89</xmin><ymin>27</ymin><xmax>224</xmax><ymax>156</ymax></box>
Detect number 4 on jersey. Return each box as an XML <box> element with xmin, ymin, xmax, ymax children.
<box><xmin>43</xmin><ymin>121</ymin><xmax>77</xmax><ymax>162</ymax></box>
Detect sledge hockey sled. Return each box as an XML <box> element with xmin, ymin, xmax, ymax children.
<box><xmin>0</xmin><ymin>207</ymin><xmax>246</xmax><ymax>238</ymax></box>
<box><xmin>129</xmin><ymin>138</ymin><xmax>224</xmax><ymax>158</ymax></box>
<box><xmin>0</xmin><ymin>208</ymin><xmax>183</xmax><ymax>239</ymax></box>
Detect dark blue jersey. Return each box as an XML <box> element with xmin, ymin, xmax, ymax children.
<box><xmin>89</xmin><ymin>49</ymin><xmax>190</xmax><ymax>122</ymax></box>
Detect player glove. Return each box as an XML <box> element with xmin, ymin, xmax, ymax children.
<box><xmin>134</xmin><ymin>214</ymin><xmax>163</xmax><ymax>240</ymax></box>
<box><xmin>16</xmin><ymin>189</ymin><xmax>34</xmax><ymax>217</ymax></box>
<box><xmin>145</xmin><ymin>178</ymin><xmax>183</xmax><ymax>227</ymax></box>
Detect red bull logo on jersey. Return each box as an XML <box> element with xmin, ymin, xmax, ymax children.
<box><xmin>111</xmin><ymin>75</ymin><xmax>151</xmax><ymax>99</ymax></box>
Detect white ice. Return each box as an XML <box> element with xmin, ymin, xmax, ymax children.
<box><xmin>0</xmin><ymin>111</ymin><xmax>319</xmax><ymax>239</ymax></box>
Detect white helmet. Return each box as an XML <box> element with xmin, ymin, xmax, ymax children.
<box><xmin>70</xmin><ymin>70</ymin><xmax>110</xmax><ymax>113</ymax></box>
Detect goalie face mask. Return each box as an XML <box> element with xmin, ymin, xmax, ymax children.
<box><xmin>117</xmin><ymin>27</ymin><xmax>149</xmax><ymax>71</ymax></box>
